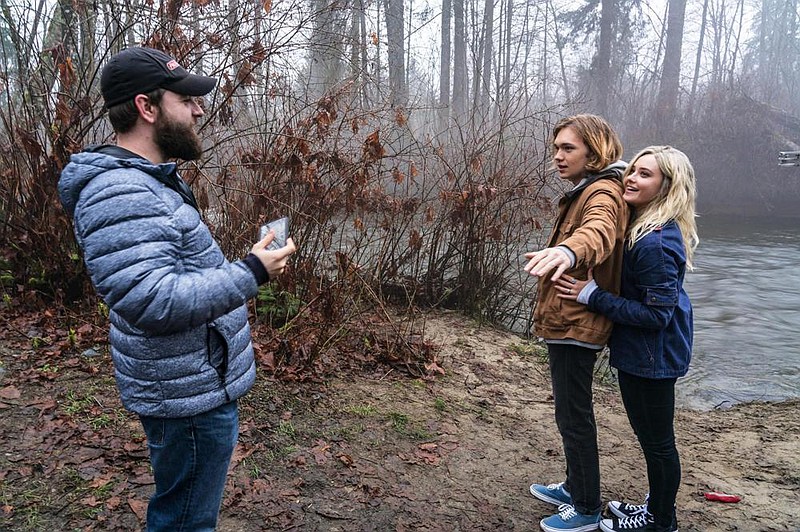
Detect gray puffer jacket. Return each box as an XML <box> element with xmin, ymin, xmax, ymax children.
<box><xmin>59</xmin><ymin>150</ymin><xmax>259</xmax><ymax>418</ymax></box>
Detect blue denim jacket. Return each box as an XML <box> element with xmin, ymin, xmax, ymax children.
<box><xmin>587</xmin><ymin>221</ymin><xmax>693</xmax><ymax>379</ymax></box>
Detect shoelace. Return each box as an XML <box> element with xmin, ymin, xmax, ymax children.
<box><xmin>557</xmin><ymin>504</ymin><xmax>578</xmax><ymax>520</ymax></box>
<box><xmin>618</xmin><ymin>512</ymin><xmax>653</xmax><ymax>529</ymax></box>
<box><xmin>547</xmin><ymin>482</ymin><xmax>564</xmax><ymax>491</ymax></box>
<box><xmin>620</xmin><ymin>502</ymin><xmax>648</xmax><ymax>516</ymax></box>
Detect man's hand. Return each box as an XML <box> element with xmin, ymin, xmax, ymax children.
<box><xmin>251</xmin><ymin>230</ymin><xmax>296</xmax><ymax>278</ymax></box>
<box><xmin>523</xmin><ymin>247</ymin><xmax>572</xmax><ymax>282</ymax></box>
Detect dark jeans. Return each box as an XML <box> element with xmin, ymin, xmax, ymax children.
<box><xmin>618</xmin><ymin>370</ymin><xmax>680</xmax><ymax>531</ymax></box>
<box><xmin>548</xmin><ymin>343</ymin><xmax>602</xmax><ymax>515</ymax></box>
<box><xmin>139</xmin><ymin>400</ymin><xmax>239</xmax><ymax>532</ymax></box>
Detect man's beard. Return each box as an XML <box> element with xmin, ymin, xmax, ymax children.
<box><xmin>154</xmin><ymin>114</ymin><xmax>203</xmax><ymax>161</ymax></box>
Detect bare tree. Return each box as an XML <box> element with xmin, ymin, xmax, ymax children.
<box><xmin>499</xmin><ymin>0</ymin><xmax>513</xmax><ymax>110</ymax></box>
<box><xmin>655</xmin><ymin>0</ymin><xmax>687</xmax><ymax>131</ymax></box>
<box><xmin>350</xmin><ymin>0</ymin><xmax>369</xmax><ymax>108</ymax></box>
<box><xmin>452</xmin><ymin>0</ymin><xmax>468</xmax><ymax>122</ymax></box>
<box><xmin>383</xmin><ymin>0</ymin><xmax>407</xmax><ymax>108</ymax></box>
<box><xmin>476</xmin><ymin>0</ymin><xmax>494</xmax><ymax>117</ymax></box>
<box><xmin>549</xmin><ymin>0</ymin><xmax>571</xmax><ymax>103</ymax></box>
<box><xmin>689</xmin><ymin>0</ymin><xmax>709</xmax><ymax>114</ymax></box>
<box><xmin>307</xmin><ymin>0</ymin><xmax>347</xmax><ymax>102</ymax></box>
<box><xmin>593</xmin><ymin>0</ymin><xmax>617</xmax><ymax>116</ymax></box>
<box><xmin>439</xmin><ymin>0</ymin><xmax>452</xmax><ymax>129</ymax></box>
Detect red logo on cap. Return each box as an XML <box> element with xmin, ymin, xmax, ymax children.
<box><xmin>166</xmin><ymin>60</ymin><xmax>180</xmax><ymax>71</ymax></box>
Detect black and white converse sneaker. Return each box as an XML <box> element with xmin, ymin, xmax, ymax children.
<box><xmin>600</xmin><ymin>510</ymin><xmax>678</xmax><ymax>532</ymax></box>
<box><xmin>606</xmin><ymin>495</ymin><xmax>678</xmax><ymax>531</ymax></box>
<box><xmin>607</xmin><ymin>499</ymin><xmax>648</xmax><ymax>520</ymax></box>
<box><xmin>599</xmin><ymin>512</ymin><xmax>654</xmax><ymax>532</ymax></box>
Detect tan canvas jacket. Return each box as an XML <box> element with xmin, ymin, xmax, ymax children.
<box><xmin>533</xmin><ymin>164</ymin><xmax>629</xmax><ymax>346</ymax></box>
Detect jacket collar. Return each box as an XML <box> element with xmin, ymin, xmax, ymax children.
<box><xmin>564</xmin><ymin>160</ymin><xmax>627</xmax><ymax>200</ymax></box>
<box><xmin>84</xmin><ymin>144</ymin><xmax>199</xmax><ymax>210</ymax></box>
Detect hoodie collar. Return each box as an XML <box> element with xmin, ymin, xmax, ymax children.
<box><xmin>564</xmin><ymin>160</ymin><xmax>627</xmax><ymax>199</ymax></box>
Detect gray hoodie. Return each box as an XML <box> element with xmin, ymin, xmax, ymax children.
<box><xmin>59</xmin><ymin>149</ymin><xmax>259</xmax><ymax>417</ymax></box>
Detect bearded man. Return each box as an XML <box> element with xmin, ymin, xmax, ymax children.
<box><xmin>58</xmin><ymin>47</ymin><xmax>296</xmax><ymax>531</ymax></box>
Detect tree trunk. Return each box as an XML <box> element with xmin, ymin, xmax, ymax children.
<box><xmin>689</xmin><ymin>0</ymin><xmax>709</xmax><ymax>113</ymax></box>
<box><xmin>382</xmin><ymin>0</ymin><xmax>407</xmax><ymax>108</ymax></box>
<box><xmin>757</xmin><ymin>0</ymin><xmax>770</xmax><ymax>96</ymax></box>
<box><xmin>439</xmin><ymin>0</ymin><xmax>452</xmax><ymax>128</ymax></box>
<box><xmin>655</xmin><ymin>0</ymin><xmax>687</xmax><ymax>132</ymax></box>
<box><xmin>452</xmin><ymin>0</ymin><xmax>467</xmax><ymax>122</ymax></box>
<box><xmin>350</xmin><ymin>0</ymin><xmax>363</xmax><ymax>106</ymax></box>
<box><xmin>727</xmin><ymin>0</ymin><xmax>745</xmax><ymax>89</ymax></box>
<box><xmin>594</xmin><ymin>0</ymin><xmax>617</xmax><ymax>116</ymax></box>
<box><xmin>307</xmin><ymin>0</ymin><xmax>346</xmax><ymax>102</ymax></box>
<box><xmin>501</xmin><ymin>0</ymin><xmax>513</xmax><ymax>111</ymax></box>
<box><xmin>479</xmin><ymin>0</ymin><xmax>494</xmax><ymax>114</ymax></box>
<box><xmin>549</xmin><ymin>0</ymin><xmax>570</xmax><ymax>102</ymax></box>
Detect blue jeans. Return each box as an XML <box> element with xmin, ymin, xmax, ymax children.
<box><xmin>139</xmin><ymin>400</ymin><xmax>239</xmax><ymax>532</ymax></box>
<box><xmin>618</xmin><ymin>371</ymin><xmax>680</xmax><ymax>532</ymax></box>
<box><xmin>548</xmin><ymin>343</ymin><xmax>602</xmax><ymax>515</ymax></box>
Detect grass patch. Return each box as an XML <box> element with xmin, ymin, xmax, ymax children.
<box><xmin>276</xmin><ymin>420</ymin><xmax>297</xmax><ymax>440</ymax></box>
<box><xmin>388</xmin><ymin>411</ymin><xmax>408</xmax><ymax>432</ymax></box>
<box><xmin>345</xmin><ymin>404</ymin><xmax>377</xmax><ymax>417</ymax></box>
<box><xmin>510</xmin><ymin>341</ymin><xmax>548</xmax><ymax>361</ymax></box>
<box><xmin>433</xmin><ymin>397</ymin><xmax>447</xmax><ymax>412</ymax></box>
<box><xmin>62</xmin><ymin>388</ymin><xmax>127</xmax><ymax>430</ymax></box>
<box><xmin>387</xmin><ymin>411</ymin><xmax>432</xmax><ymax>440</ymax></box>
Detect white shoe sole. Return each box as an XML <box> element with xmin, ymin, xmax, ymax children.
<box><xmin>541</xmin><ymin>519</ymin><xmax>599</xmax><ymax>532</ymax></box>
<box><xmin>600</xmin><ymin>517</ymin><xmax>678</xmax><ymax>532</ymax></box>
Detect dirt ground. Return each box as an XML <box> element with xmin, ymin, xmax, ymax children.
<box><xmin>1</xmin><ymin>310</ymin><xmax>798</xmax><ymax>531</ymax></box>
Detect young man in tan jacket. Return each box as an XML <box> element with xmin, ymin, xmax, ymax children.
<box><xmin>523</xmin><ymin>114</ymin><xmax>629</xmax><ymax>532</ymax></box>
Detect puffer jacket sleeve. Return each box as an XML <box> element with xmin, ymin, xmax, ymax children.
<box><xmin>75</xmin><ymin>169</ymin><xmax>259</xmax><ymax>335</ymax></box>
<box><xmin>587</xmin><ymin>233</ymin><xmax>680</xmax><ymax>330</ymax></box>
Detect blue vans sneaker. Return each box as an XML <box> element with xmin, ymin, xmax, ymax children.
<box><xmin>540</xmin><ymin>504</ymin><xmax>601</xmax><ymax>532</ymax></box>
<box><xmin>530</xmin><ymin>481</ymin><xmax>572</xmax><ymax>506</ymax></box>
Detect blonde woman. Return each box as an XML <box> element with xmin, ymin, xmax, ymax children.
<box><xmin>557</xmin><ymin>146</ymin><xmax>699</xmax><ymax>532</ymax></box>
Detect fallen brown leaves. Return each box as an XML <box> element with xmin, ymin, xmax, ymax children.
<box><xmin>0</xmin><ymin>301</ymin><xmax>449</xmax><ymax>530</ymax></box>
<box><xmin>0</xmin><ymin>306</ymin><xmax>150</xmax><ymax>530</ymax></box>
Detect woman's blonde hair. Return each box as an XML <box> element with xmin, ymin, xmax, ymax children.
<box><xmin>624</xmin><ymin>146</ymin><xmax>699</xmax><ymax>268</ymax></box>
<box><xmin>552</xmin><ymin>114</ymin><xmax>623</xmax><ymax>173</ymax></box>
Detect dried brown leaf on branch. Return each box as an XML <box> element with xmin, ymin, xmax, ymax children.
<box><xmin>15</xmin><ymin>127</ymin><xmax>42</xmax><ymax>159</ymax></box>
<box><xmin>363</xmin><ymin>131</ymin><xmax>384</xmax><ymax>161</ymax></box>
<box><xmin>394</xmin><ymin>108</ymin><xmax>407</xmax><ymax>126</ymax></box>
<box><xmin>236</xmin><ymin>60</ymin><xmax>256</xmax><ymax>85</ymax></box>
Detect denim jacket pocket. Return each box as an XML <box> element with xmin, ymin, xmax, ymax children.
<box><xmin>643</xmin><ymin>286</ymin><xmax>678</xmax><ymax>307</ymax></box>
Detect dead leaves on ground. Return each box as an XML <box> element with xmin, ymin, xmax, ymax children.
<box><xmin>0</xmin><ymin>305</ymin><xmax>454</xmax><ymax>530</ymax></box>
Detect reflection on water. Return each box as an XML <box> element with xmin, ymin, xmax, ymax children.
<box><xmin>679</xmin><ymin>215</ymin><xmax>800</xmax><ymax>410</ymax></box>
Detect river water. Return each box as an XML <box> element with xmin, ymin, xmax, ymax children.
<box><xmin>678</xmin><ymin>215</ymin><xmax>800</xmax><ymax>410</ymax></box>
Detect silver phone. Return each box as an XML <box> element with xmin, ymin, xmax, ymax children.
<box><xmin>259</xmin><ymin>217</ymin><xmax>289</xmax><ymax>250</ymax></box>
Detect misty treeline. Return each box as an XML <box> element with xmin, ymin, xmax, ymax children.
<box><xmin>0</xmin><ymin>0</ymin><xmax>798</xmax><ymax>339</ymax></box>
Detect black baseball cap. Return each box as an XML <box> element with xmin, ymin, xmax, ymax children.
<box><xmin>100</xmin><ymin>47</ymin><xmax>217</xmax><ymax>108</ymax></box>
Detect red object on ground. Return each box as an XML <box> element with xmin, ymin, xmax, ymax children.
<box><xmin>704</xmin><ymin>491</ymin><xmax>741</xmax><ymax>503</ymax></box>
